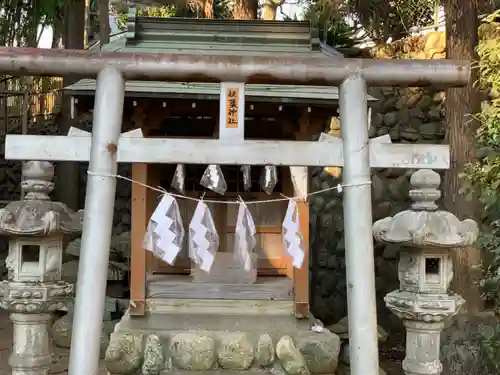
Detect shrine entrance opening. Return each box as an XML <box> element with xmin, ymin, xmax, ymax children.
<box><xmin>153</xmin><ymin>164</ymin><xmax>290</xmax><ymax>276</ymax></box>
<box><xmin>0</xmin><ymin>33</ymin><xmax>469</xmax><ymax>375</ymax></box>
<box><xmin>140</xmin><ymin>106</ymin><xmax>301</xmax><ymax>280</ymax></box>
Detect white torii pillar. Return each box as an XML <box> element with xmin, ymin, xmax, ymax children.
<box><xmin>5</xmin><ymin>71</ymin><xmax>450</xmax><ymax>375</ymax></box>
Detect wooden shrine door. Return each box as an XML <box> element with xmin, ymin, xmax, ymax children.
<box><xmin>225</xmin><ymin>197</ymin><xmax>291</xmax><ymax>276</ymax></box>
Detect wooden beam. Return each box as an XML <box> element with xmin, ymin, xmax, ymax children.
<box><xmin>5</xmin><ymin>134</ymin><xmax>450</xmax><ymax>169</ymax></box>
<box><xmin>130</xmin><ymin>163</ymin><xmax>161</xmax><ymax>315</ymax></box>
<box><xmin>292</xmin><ymin>116</ymin><xmax>311</xmax><ymax>319</ymax></box>
<box><xmin>289</xmin><ymin>167</ymin><xmax>310</xmax><ymax>319</ymax></box>
<box><xmin>122</xmin><ymin>128</ymin><xmax>149</xmax><ymax>316</ymax></box>
<box><xmin>130</xmin><ymin>163</ymin><xmax>148</xmax><ymax>316</ymax></box>
<box><xmin>294</xmin><ymin>198</ymin><xmax>309</xmax><ymax>318</ymax></box>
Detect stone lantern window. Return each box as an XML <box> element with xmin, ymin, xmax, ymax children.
<box><xmin>10</xmin><ymin>238</ymin><xmax>63</xmax><ymax>282</ymax></box>
<box><xmin>398</xmin><ymin>248</ymin><xmax>452</xmax><ymax>295</ymax></box>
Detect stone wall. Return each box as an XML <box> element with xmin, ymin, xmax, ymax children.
<box><xmin>310</xmin><ymin>31</ymin><xmax>448</xmax><ymax>329</ymax></box>
<box><xmin>310</xmin><ymin>85</ymin><xmax>446</xmax><ymax>328</ymax></box>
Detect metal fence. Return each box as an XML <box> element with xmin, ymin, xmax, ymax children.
<box><xmin>0</xmin><ymin>75</ymin><xmax>62</xmax><ymax>145</ymax></box>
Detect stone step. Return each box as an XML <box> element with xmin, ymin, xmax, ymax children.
<box><xmin>115</xmin><ymin>311</ymin><xmax>309</xmax><ymax>340</ymax></box>
<box><xmin>146</xmin><ymin>297</ymin><xmax>293</xmax><ymax>316</ymax></box>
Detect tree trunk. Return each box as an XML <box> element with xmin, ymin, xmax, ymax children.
<box><xmin>55</xmin><ymin>0</ymin><xmax>86</xmax><ymax>211</ymax></box>
<box><xmin>203</xmin><ymin>0</ymin><xmax>214</xmax><ymax>18</ymax></box>
<box><xmin>232</xmin><ymin>0</ymin><xmax>258</xmax><ymax>19</ymax></box>
<box><xmin>84</xmin><ymin>0</ymin><xmax>91</xmax><ymax>48</ymax></box>
<box><xmin>99</xmin><ymin>0</ymin><xmax>110</xmax><ymax>46</ymax></box>
<box><xmin>444</xmin><ymin>0</ymin><xmax>482</xmax><ymax>313</ymax></box>
<box><xmin>262</xmin><ymin>0</ymin><xmax>284</xmax><ymax>20</ymax></box>
<box><xmin>262</xmin><ymin>4</ymin><xmax>277</xmax><ymax>20</ymax></box>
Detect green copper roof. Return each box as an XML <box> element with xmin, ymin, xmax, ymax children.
<box><xmin>66</xmin><ymin>12</ymin><xmax>374</xmax><ymax>104</ymax></box>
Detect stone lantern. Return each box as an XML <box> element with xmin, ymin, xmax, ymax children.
<box><xmin>372</xmin><ymin>169</ymin><xmax>478</xmax><ymax>375</ymax></box>
<box><xmin>0</xmin><ymin>161</ymin><xmax>83</xmax><ymax>375</ymax></box>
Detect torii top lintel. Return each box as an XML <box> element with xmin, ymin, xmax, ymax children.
<box><xmin>0</xmin><ymin>47</ymin><xmax>469</xmax><ymax>87</ymax></box>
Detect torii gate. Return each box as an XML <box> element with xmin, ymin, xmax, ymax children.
<box><xmin>0</xmin><ymin>48</ymin><xmax>469</xmax><ymax>375</ymax></box>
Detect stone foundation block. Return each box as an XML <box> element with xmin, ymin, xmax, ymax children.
<box><xmin>294</xmin><ymin>329</ymin><xmax>341</xmax><ymax>374</ymax></box>
<box><xmin>217</xmin><ymin>332</ymin><xmax>254</xmax><ymax>370</ymax></box>
<box><xmin>142</xmin><ymin>334</ymin><xmax>164</xmax><ymax>375</ymax></box>
<box><xmin>169</xmin><ymin>332</ymin><xmax>216</xmax><ymax>371</ymax></box>
<box><xmin>102</xmin><ymin>312</ymin><xmax>343</xmax><ymax>375</ymax></box>
<box><xmin>105</xmin><ymin>332</ymin><xmax>144</xmax><ymax>374</ymax></box>
<box><xmin>276</xmin><ymin>336</ymin><xmax>310</xmax><ymax>375</ymax></box>
<box><xmin>256</xmin><ymin>333</ymin><xmax>275</xmax><ymax>367</ymax></box>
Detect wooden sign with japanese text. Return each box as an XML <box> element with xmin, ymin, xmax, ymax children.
<box><xmin>225</xmin><ymin>87</ymin><xmax>240</xmax><ymax>129</ymax></box>
<box><xmin>219</xmin><ymin>82</ymin><xmax>245</xmax><ymax>144</ymax></box>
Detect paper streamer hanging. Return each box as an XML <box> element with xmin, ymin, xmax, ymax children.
<box><xmin>234</xmin><ymin>202</ymin><xmax>256</xmax><ymax>271</ymax></box>
<box><xmin>282</xmin><ymin>199</ymin><xmax>305</xmax><ymax>268</ymax></box>
<box><xmin>189</xmin><ymin>201</ymin><xmax>220</xmax><ymax>272</ymax></box>
<box><xmin>144</xmin><ymin>195</ymin><xmax>185</xmax><ymax>265</ymax></box>
<box><xmin>171</xmin><ymin>164</ymin><xmax>186</xmax><ymax>194</ymax></box>
<box><xmin>200</xmin><ymin>164</ymin><xmax>227</xmax><ymax>195</ymax></box>
<box><xmin>260</xmin><ymin>165</ymin><xmax>278</xmax><ymax>195</ymax></box>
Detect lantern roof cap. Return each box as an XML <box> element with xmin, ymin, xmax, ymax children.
<box><xmin>0</xmin><ymin>161</ymin><xmax>83</xmax><ymax>236</ymax></box>
<box><xmin>373</xmin><ymin>169</ymin><xmax>478</xmax><ymax>247</ymax></box>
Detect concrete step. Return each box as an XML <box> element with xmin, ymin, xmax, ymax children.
<box><xmin>115</xmin><ymin>311</ymin><xmax>310</xmax><ymax>341</ymax></box>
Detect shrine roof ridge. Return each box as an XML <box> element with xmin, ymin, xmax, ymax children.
<box><xmin>65</xmin><ymin>12</ymin><xmax>356</xmax><ymax>104</ymax></box>
<box><xmin>124</xmin><ymin>8</ymin><xmax>337</xmax><ymax>56</ymax></box>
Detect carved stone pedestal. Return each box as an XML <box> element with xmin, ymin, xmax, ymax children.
<box><xmin>373</xmin><ymin>169</ymin><xmax>479</xmax><ymax>375</ymax></box>
<box><xmin>9</xmin><ymin>313</ymin><xmax>52</xmax><ymax>375</ymax></box>
<box><xmin>401</xmin><ymin>320</ymin><xmax>444</xmax><ymax>375</ymax></box>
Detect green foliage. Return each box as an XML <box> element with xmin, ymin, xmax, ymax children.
<box><xmin>474</xmin><ymin>322</ymin><xmax>500</xmax><ymax>373</ymax></box>
<box><xmin>116</xmin><ymin>6</ymin><xmax>177</xmax><ymax>31</ymax></box>
<box><xmin>477</xmin><ymin>221</ymin><xmax>500</xmax><ymax>304</ymax></box>
<box><xmin>138</xmin><ymin>6</ymin><xmax>177</xmax><ymax>18</ymax></box>
<box><xmin>462</xmin><ymin>11</ymin><xmax>500</xmax><ymax>223</ymax></box>
<box><xmin>462</xmin><ymin>6</ymin><xmax>500</xmax><ymax>323</ymax></box>
<box><xmin>304</xmin><ymin>0</ymin><xmax>364</xmax><ymax>48</ymax></box>
<box><xmin>347</xmin><ymin>0</ymin><xmax>437</xmax><ymax>41</ymax></box>
<box><xmin>304</xmin><ymin>0</ymin><xmax>438</xmax><ymax>46</ymax></box>
<box><xmin>0</xmin><ymin>0</ymin><xmax>66</xmax><ymax>46</ymax></box>
<box><xmin>114</xmin><ymin>1</ymin><xmax>231</xmax><ymax>31</ymax></box>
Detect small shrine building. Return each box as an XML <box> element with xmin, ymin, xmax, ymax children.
<box><xmin>65</xmin><ymin>13</ymin><xmax>375</xmax><ymax>321</ymax></box>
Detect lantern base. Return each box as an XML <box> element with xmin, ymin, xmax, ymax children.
<box><xmin>0</xmin><ymin>280</ymin><xmax>73</xmax><ymax>314</ymax></box>
<box><xmin>9</xmin><ymin>313</ymin><xmax>52</xmax><ymax>375</ymax></box>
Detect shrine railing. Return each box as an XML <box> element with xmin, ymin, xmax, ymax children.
<box><xmin>0</xmin><ymin>47</ymin><xmax>471</xmax><ymax>375</ymax></box>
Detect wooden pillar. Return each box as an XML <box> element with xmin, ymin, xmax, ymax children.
<box><xmin>288</xmin><ymin>167</ymin><xmax>309</xmax><ymax>319</ymax></box>
<box><xmin>289</xmin><ymin>109</ymin><xmax>314</xmax><ymax>319</ymax></box>
<box><xmin>130</xmin><ymin>163</ymin><xmax>160</xmax><ymax>316</ymax></box>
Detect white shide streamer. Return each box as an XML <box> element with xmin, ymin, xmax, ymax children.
<box><xmin>188</xmin><ymin>201</ymin><xmax>220</xmax><ymax>272</ymax></box>
<box><xmin>282</xmin><ymin>199</ymin><xmax>305</xmax><ymax>268</ymax></box>
<box><xmin>234</xmin><ymin>202</ymin><xmax>256</xmax><ymax>271</ymax></box>
<box><xmin>144</xmin><ymin>195</ymin><xmax>185</xmax><ymax>265</ymax></box>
